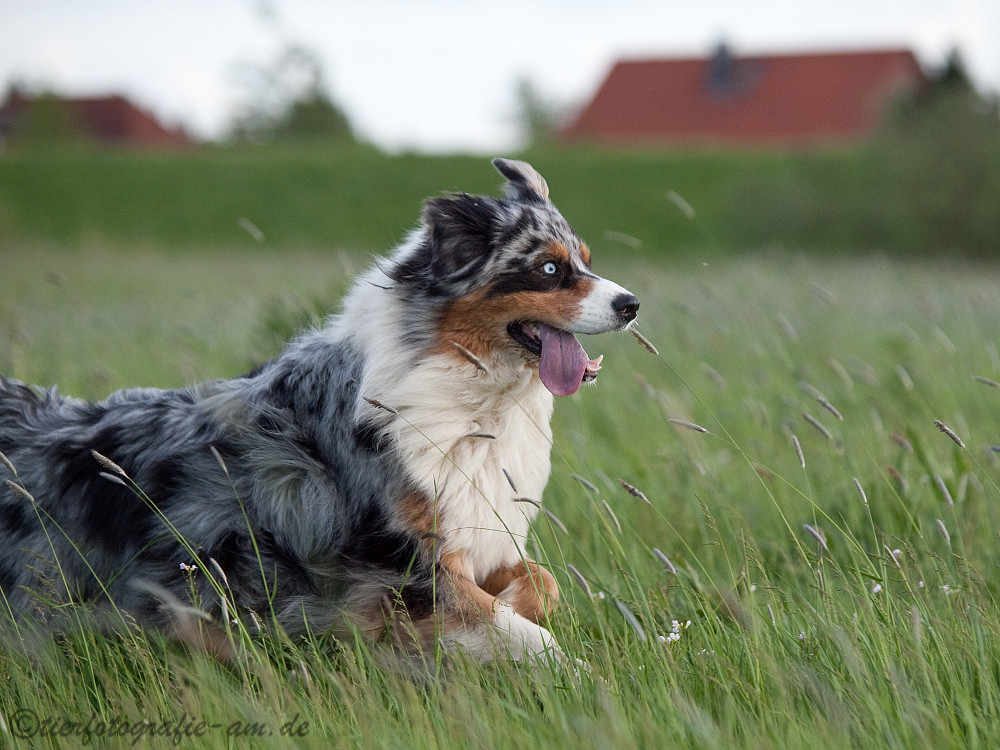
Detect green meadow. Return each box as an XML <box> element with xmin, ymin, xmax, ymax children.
<box><xmin>1</xmin><ymin>148</ymin><xmax>1000</xmax><ymax>748</ymax></box>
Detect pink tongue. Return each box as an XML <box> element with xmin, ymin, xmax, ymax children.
<box><xmin>537</xmin><ymin>323</ymin><xmax>591</xmax><ymax>397</ymax></box>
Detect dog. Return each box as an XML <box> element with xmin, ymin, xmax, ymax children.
<box><xmin>0</xmin><ymin>158</ymin><xmax>638</xmax><ymax>663</ymax></box>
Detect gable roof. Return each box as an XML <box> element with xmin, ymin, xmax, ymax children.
<box><xmin>560</xmin><ymin>47</ymin><xmax>927</xmax><ymax>147</ymax></box>
<box><xmin>0</xmin><ymin>91</ymin><xmax>191</xmax><ymax>148</ymax></box>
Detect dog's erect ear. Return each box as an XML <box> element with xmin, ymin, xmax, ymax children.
<box><xmin>493</xmin><ymin>158</ymin><xmax>549</xmax><ymax>203</ymax></box>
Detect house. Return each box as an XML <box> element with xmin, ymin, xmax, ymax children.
<box><xmin>0</xmin><ymin>89</ymin><xmax>191</xmax><ymax>148</ymax></box>
<box><xmin>560</xmin><ymin>46</ymin><xmax>928</xmax><ymax>147</ymax></box>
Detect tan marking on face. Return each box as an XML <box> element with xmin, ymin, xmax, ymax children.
<box><xmin>579</xmin><ymin>243</ymin><xmax>591</xmax><ymax>267</ymax></box>
<box><xmin>547</xmin><ymin>241</ymin><xmax>572</xmax><ymax>263</ymax></box>
<box><xmin>433</xmin><ymin>278</ymin><xmax>596</xmax><ymax>359</ymax></box>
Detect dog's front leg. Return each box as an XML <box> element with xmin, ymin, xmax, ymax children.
<box><xmin>438</xmin><ymin>552</ymin><xmax>563</xmax><ymax>665</ymax></box>
<box><xmin>481</xmin><ymin>558</ymin><xmax>559</xmax><ymax>624</ymax></box>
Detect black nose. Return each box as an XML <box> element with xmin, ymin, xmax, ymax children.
<box><xmin>613</xmin><ymin>293</ymin><xmax>640</xmax><ymax>322</ymax></box>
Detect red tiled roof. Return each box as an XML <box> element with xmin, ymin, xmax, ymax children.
<box><xmin>560</xmin><ymin>48</ymin><xmax>928</xmax><ymax>147</ymax></box>
<box><xmin>0</xmin><ymin>91</ymin><xmax>191</xmax><ymax>148</ymax></box>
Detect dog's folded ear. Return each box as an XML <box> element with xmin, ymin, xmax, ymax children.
<box><xmin>493</xmin><ymin>158</ymin><xmax>549</xmax><ymax>204</ymax></box>
<box><xmin>421</xmin><ymin>194</ymin><xmax>498</xmax><ymax>283</ymax></box>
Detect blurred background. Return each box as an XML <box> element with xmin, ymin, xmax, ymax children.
<box><xmin>0</xmin><ymin>0</ymin><xmax>998</xmax><ymax>257</ymax></box>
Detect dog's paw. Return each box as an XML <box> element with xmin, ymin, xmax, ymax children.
<box><xmin>440</xmin><ymin>601</ymin><xmax>565</xmax><ymax>666</ymax></box>
<box><xmin>491</xmin><ymin>601</ymin><xmax>564</xmax><ymax>665</ymax></box>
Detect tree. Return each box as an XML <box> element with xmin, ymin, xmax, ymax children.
<box><xmin>228</xmin><ymin>44</ymin><xmax>355</xmax><ymax>145</ymax></box>
<box><xmin>513</xmin><ymin>78</ymin><xmax>564</xmax><ymax>147</ymax></box>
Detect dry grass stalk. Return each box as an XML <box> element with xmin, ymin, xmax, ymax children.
<box><xmin>450</xmin><ymin>341</ymin><xmax>490</xmax><ymax>374</ymax></box>
<box><xmin>363</xmin><ymin>397</ymin><xmax>397</xmax><ymax>415</ymax></box>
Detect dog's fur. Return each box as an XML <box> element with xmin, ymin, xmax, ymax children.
<box><xmin>0</xmin><ymin>159</ymin><xmax>638</xmax><ymax>663</ymax></box>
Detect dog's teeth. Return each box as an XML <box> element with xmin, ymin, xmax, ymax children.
<box><xmin>586</xmin><ymin>354</ymin><xmax>604</xmax><ymax>374</ymax></box>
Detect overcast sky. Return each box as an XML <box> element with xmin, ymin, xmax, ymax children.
<box><xmin>2</xmin><ymin>0</ymin><xmax>998</xmax><ymax>152</ymax></box>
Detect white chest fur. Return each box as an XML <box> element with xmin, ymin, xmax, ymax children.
<box><xmin>374</xmin><ymin>354</ymin><xmax>554</xmax><ymax>582</ymax></box>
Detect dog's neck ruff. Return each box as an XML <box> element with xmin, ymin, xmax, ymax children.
<box><xmin>331</xmin><ymin>262</ymin><xmax>554</xmax><ymax>581</ymax></box>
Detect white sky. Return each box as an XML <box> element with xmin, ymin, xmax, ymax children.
<box><xmin>1</xmin><ymin>0</ymin><xmax>998</xmax><ymax>152</ymax></box>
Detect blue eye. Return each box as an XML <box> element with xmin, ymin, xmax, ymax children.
<box><xmin>542</xmin><ymin>262</ymin><xmax>558</xmax><ymax>275</ymax></box>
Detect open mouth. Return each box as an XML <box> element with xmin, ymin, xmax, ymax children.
<box><xmin>507</xmin><ymin>321</ymin><xmax>604</xmax><ymax>397</ymax></box>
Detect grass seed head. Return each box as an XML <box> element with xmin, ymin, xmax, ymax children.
<box><xmin>669</xmin><ymin>417</ymin><xmax>709</xmax><ymax>433</ymax></box>
<box><xmin>614</xmin><ymin>598</ymin><xmax>648</xmax><ymax>642</ymax></box>
<box><xmin>502</xmin><ymin>468</ymin><xmax>518</xmax><ymax>493</ymax></box>
<box><xmin>630</xmin><ymin>328</ymin><xmax>659</xmax><ymax>356</ymax></box>
<box><xmin>209</xmin><ymin>557</ymin><xmax>231</xmax><ymax>588</ymax></box>
<box><xmin>897</xmin><ymin>365</ymin><xmax>914</xmax><ymax>390</ymax></box>
<box><xmin>886</xmin><ymin>465</ymin><xmax>909</xmax><ymax>493</ymax></box>
<box><xmin>4</xmin><ymin>478</ymin><xmax>34</xmax><ymax>501</ymax></box>
<box><xmin>571</xmin><ymin>473</ymin><xmax>599</xmax><ymax>493</ymax></box>
<box><xmin>600</xmin><ymin>499</ymin><xmax>622</xmax><ymax>533</ymax></box>
<box><xmin>542</xmin><ymin>507</ymin><xmax>568</xmax><ymax>535</ymax></box>
<box><xmin>803</xmin><ymin>523</ymin><xmax>829</xmax><ymax>552</ymax></box>
<box><xmin>853</xmin><ymin>477</ymin><xmax>868</xmax><ymax>505</ymax></box>
<box><xmin>890</xmin><ymin>432</ymin><xmax>914</xmax><ymax>453</ymax></box>
<box><xmin>936</xmin><ymin>518</ymin><xmax>951</xmax><ymax>547</ymax></box>
<box><xmin>0</xmin><ymin>451</ymin><xmax>17</xmax><ymax>478</ymax></box>
<box><xmin>653</xmin><ymin>548</ymin><xmax>678</xmax><ymax>574</ymax></box>
<box><xmin>91</xmin><ymin>449</ymin><xmax>127</xmax><ymax>477</ymax></box>
<box><xmin>934</xmin><ymin>475</ymin><xmax>955</xmax><ymax>506</ymax></box>
<box><xmin>618</xmin><ymin>478</ymin><xmax>650</xmax><ymax>504</ymax></box>
<box><xmin>666</xmin><ymin>189</ymin><xmax>695</xmax><ymax>219</ymax></box>
<box><xmin>567</xmin><ymin>563</ymin><xmax>594</xmax><ymax>598</ymax></box>
<box><xmin>933</xmin><ymin>420</ymin><xmax>965</xmax><ymax>449</ymax></box>
<box><xmin>99</xmin><ymin>471</ymin><xmax>128</xmax><ymax>487</ymax></box>
<box><xmin>210</xmin><ymin>445</ymin><xmax>230</xmax><ymax>478</ymax></box>
<box><xmin>792</xmin><ymin>434</ymin><xmax>805</xmax><ymax>468</ymax></box>
<box><xmin>802</xmin><ymin>413</ymin><xmax>832</xmax><ymax>440</ymax></box>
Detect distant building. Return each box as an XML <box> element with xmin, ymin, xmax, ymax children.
<box><xmin>0</xmin><ymin>89</ymin><xmax>191</xmax><ymax>148</ymax></box>
<box><xmin>560</xmin><ymin>46</ymin><xmax>928</xmax><ymax>147</ymax></box>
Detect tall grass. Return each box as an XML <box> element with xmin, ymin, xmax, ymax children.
<box><xmin>2</xmin><ymin>246</ymin><xmax>1000</xmax><ymax>748</ymax></box>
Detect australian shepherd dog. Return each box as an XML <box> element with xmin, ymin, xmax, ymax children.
<box><xmin>0</xmin><ymin>159</ymin><xmax>638</xmax><ymax>664</ymax></box>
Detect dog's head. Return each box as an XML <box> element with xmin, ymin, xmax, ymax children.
<box><xmin>389</xmin><ymin>158</ymin><xmax>639</xmax><ymax>397</ymax></box>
